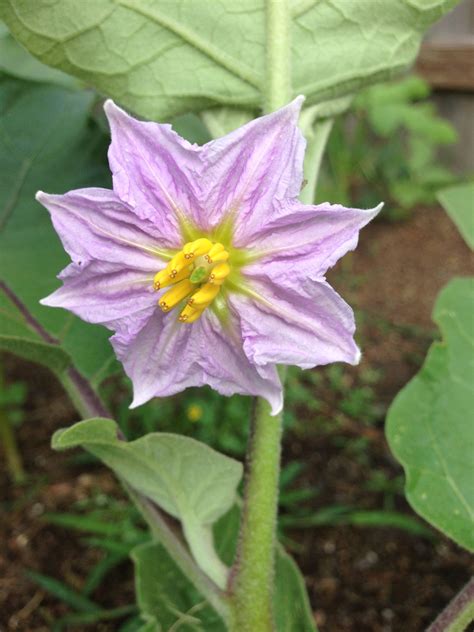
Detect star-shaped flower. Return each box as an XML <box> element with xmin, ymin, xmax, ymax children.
<box><xmin>37</xmin><ymin>98</ymin><xmax>381</xmax><ymax>414</ymax></box>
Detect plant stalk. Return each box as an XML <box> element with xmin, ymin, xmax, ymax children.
<box><xmin>426</xmin><ymin>577</ymin><xmax>474</xmax><ymax>632</ymax></box>
<box><xmin>228</xmin><ymin>1</ymin><xmax>292</xmax><ymax>629</ymax></box>
<box><xmin>264</xmin><ymin>0</ymin><xmax>291</xmax><ymax>113</ymax></box>
<box><xmin>228</xmin><ymin>397</ymin><xmax>284</xmax><ymax>631</ymax></box>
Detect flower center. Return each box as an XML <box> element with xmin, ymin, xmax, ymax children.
<box><xmin>153</xmin><ymin>238</ymin><xmax>230</xmax><ymax>323</ymax></box>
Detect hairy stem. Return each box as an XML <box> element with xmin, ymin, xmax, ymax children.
<box><xmin>229</xmin><ymin>398</ymin><xmax>283</xmax><ymax>631</ymax></box>
<box><xmin>264</xmin><ymin>0</ymin><xmax>291</xmax><ymax>113</ymax></box>
<box><xmin>228</xmin><ymin>2</ymin><xmax>291</xmax><ymax>629</ymax></box>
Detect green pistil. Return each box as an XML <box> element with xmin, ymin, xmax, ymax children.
<box><xmin>190</xmin><ymin>266</ymin><xmax>208</xmax><ymax>284</ymax></box>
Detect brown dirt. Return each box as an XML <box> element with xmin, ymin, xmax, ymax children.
<box><xmin>1</xmin><ymin>206</ymin><xmax>473</xmax><ymax>632</ymax></box>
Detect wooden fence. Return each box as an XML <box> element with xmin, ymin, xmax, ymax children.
<box><xmin>416</xmin><ymin>0</ymin><xmax>474</xmax><ymax>172</ymax></box>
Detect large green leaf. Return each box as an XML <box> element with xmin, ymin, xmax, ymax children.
<box><xmin>0</xmin><ymin>0</ymin><xmax>457</xmax><ymax>121</ymax></box>
<box><xmin>386</xmin><ymin>278</ymin><xmax>474</xmax><ymax>551</ymax></box>
<box><xmin>437</xmin><ymin>182</ymin><xmax>474</xmax><ymax>250</ymax></box>
<box><xmin>52</xmin><ymin>418</ymin><xmax>243</xmax><ymax>587</ymax></box>
<box><xmin>53</xmin><ymin>418</ymin><xmax>243</xmax><ymax>529</ymax></box>
<box><xmin>0</xmin><ymin>20</ymin><xmax>76</xmax><ymax>86</ymax></box>
<box><xmin>0</xmin><ymin>77</ymin><xmax>115</xmax><ymax>379</ymax></box>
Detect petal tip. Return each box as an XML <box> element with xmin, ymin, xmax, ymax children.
<box><xmin>283</xmin><ymin>95</ymin><xmax>305</xmax><ymax>122</ymax></box>
<box><xmin>293</xmin><ymin>94</ymin><xmax>306</xmax><ymax>109</ymax></box>
<box><xmin>104</xmin><ymin>99</ymin><xmax>128</xmax><ymax>127</ymax></box>
<box><xmin>353</xmin><ymin>347</ymin><xmax>362</xmax><ymax>365</ymax></box>
<box><xmin>103</xmin><ymin>98</ymin><xmax>119</xmax><ymax>116</ymax></box>
<box><xmin>267</xmin><ymin>387</ymin><xmax>284</xmax><ymax>416</ymax></box>
<box><xmin>39</xmin><ymin>294</ymin><xmax>54</xmax><ymax>307</ymax></box>
<box><xmin>373</xmin><ymin>201</ymin><xmax>384</xmax><ymax>215</ymax></box>
<box><xmin>130</xmin><ymin>390</ymin><xmax>152</xmax><ymax>409</ymax></box>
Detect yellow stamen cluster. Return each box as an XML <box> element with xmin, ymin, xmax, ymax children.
<box><xmin>153</xmin><ymin>239</ymin><xmax>230</xmax><ymax>323</ymax></box>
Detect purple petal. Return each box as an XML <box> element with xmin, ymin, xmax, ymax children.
<box><xmin>230</xmin><ymin>278</ymin><xmax>360</xmax><ymax>369</ymax></box>
<box><xmin>243</xmin><ymin>201</ymin><xmax>382</xmax><ymax>286</ymax></box>
<box><xmin>36</xmin><ymin>188</ymin><xmax>169</xmax><ymax>269</ymax></box>
<box><xmin>198</xmin><ymin>311</ymin><xmax>282</xmax><ymax>414</ymax></box>
<box><xmin>104</xmin><ymin>100</ymin><xmax>203</xmax><ymax>237</ymax></box>
<box><xmin>200</xmin><ymin>97</ymin><xmax>305</xmax><ymax>241</ymax></box>
<box><xmin>41</xmin><ymin>260</ymin><xmax>157</xmax><ymax>336</ymax></box>
<box><xmin>113</xmin><ymin>310</ymin><xmax>283</xmax><ymax>414</ymax></box>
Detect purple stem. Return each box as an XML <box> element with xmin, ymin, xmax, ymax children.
<box><xmin>427</xmin><ymin>577</ymin><xmax>474</xmax><ymax>632</ymax></box>
<box><xmin>1</xmin><ymin>280</ymin><xmax>110</xmax><ymax>418</ymax></box>
<box><xmin>1</xmin><ymin>280</ymin><xmax>58</xmax><ymax>344</ymax></box>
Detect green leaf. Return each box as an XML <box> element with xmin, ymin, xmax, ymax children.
<box><xmin>274</xmin><ymin>548</ymin><xmax>316</xmax><ymax>632</ymax></box>
<box><xmin>0</xmin><ymin>21</ymin><xmax>77</xmax><ymax>86</ymax></box>
<box><xmin>201</xmin><ymin>107</ymin><xmax>254</xmax><ymax>138</ymax></box>
<box><xmin>53</xmin><ymin>606</ymin><xmax>138</xmax><ymax>630</ymax></box>
<box><xmin>0</xmin><ymin>287</ymin><xmax>40</xmax><ymax>338</ymax></box>
<box><xmin>26</xmin><ymin>570</ymin><xmax>101</xmax><ymax>613</ymax></box>
<box><xmin>53</xmin><ymin>418</ymin><xmax>242</xmax><ymax>528</ymax></box>
<box><xmin>0</xmin><ymin>335</ymin><xmax>71</xmax><ymax>376</ymax></box>
<box><xmin>0</xmin><ymin>77</ymin><xmax>115</xmax><ymax>379</ymax></box>
<box><xmin>386</xmin><ymin>278</ymin><xmax>474</xmax><ymax>552</ymax></box>
<box><xmin>0</xmin><ymin>0</ymin><xmax>458</xmax><ymax>121</ymax></box>
<box><xmin>52</xmin><ymin>418</ymin><xmax>243</xmax><ymax>587</ymax></box>
<box><xmin>437</xmin><ymin>183</ymin><xmax>474</xmax><ymax>250</ymax></box>
<box><xmin>132</xmin><ymin>541</ymin><xmax>225</xmax><ymax>632</ymax></box>
<box><xmin>171</xmin><ymin>113</ymin><xmax>211</xmax><ymax>145</ymax></box>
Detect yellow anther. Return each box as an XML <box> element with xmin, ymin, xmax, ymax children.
<box><xmin>208</xmin><ymin>262</ymin><xmax>230</xmax><ymax>285</ymax></box>
<box><xmin>154</xmin><ymin>265</ymin><xmax>191</xmax><ymax>290</ymax></box>
<box><xmin>179</xmin><ymin>303</ymin><xmax>205</xmax><ymax>323</ymax></box>
<box><xmin>159</xmin><ymin>279</ymin><xmax>194</xmax><ymax>312</ymax></box>
<box><xmin>183</xmin><ymin>238</ymin><xmax>213</xmax><ymax>259</ymax></box>
<box><xmin>204</xmin><ymin>243</ymin><xmax>225</xmax><ymax>263</ymax></box>
<box><xmin>206</xmin><ymin>250</ymin><xmax>229</xmax><ymax>264</ymax></box>
<box><xmin>154</xmin><ymin>239</ymin><xmax>231</xmax><ymax>323</ymax></box>
<box><xmin>168</xmin><ymin>251</ymin><xmax>189</xmax><ymax>277</ymax></box>
<box><xmin>188</xmin><ymin>282</ymin><xmax>220</xmax><ymax>307</ymax></box>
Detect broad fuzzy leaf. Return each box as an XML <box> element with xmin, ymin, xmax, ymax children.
<box><xmin>0</xmin><ymin>0</ymin><xmax>458</xmax><ymax>121</ymax></box>
<box><xmin>0</xmin><ymin>21</ymin><xmax>76</xmax><ymax>86</ymax></box>
<box><xmin>52</xmin><ymin>418</ymin><xmax>243</xmax><ymax>526</ymax></box>
<box><xmin>386</xmin><ymin>278</ymin><xmax>474</xmax><ymax>551</ymax></box>
<box><xmin>52</xmin><ymin>417</ymin><xmax>243</xmax><ymax>587</ymax></box>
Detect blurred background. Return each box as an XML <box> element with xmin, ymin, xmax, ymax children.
<box><xmin>1</xmin><ymin>1</ymin><xmax>473</xmax><ymax>631</ymax></box>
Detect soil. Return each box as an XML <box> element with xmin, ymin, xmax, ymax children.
<box><xmin>1</xmin><ymin>206</ymin><xmax>473</xmax><ymax>632</ymax></box>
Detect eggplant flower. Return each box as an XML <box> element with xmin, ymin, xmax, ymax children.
<box><xmin>38</xmin><ymin>98</ymin><xmax>381</xmax><ymax>414</ymax></box>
